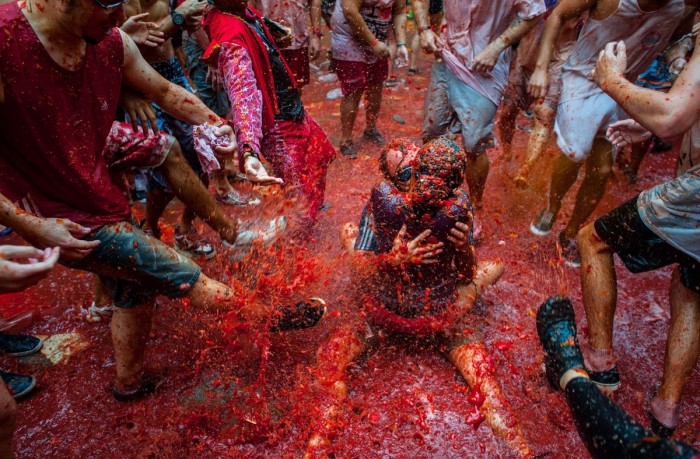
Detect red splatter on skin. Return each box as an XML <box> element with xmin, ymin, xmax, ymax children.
<box><xmin>4</xmin><ymin>48</ymin><xmax>698</xmax><ymax>458</ymax></box>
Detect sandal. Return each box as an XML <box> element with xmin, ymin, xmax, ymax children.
<box><xmin>84</xmin><ymin>302</ymin><xmax>115</xmax><ymax>323</ymax></box>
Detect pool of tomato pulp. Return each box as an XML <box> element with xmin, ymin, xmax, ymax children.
<box><xmin>1</xmin><ymin>53</ymin><xmax>698</xmax><ymax>458</ymax></box>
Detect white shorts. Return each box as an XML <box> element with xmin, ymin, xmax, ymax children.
<box><xmin>554</xmin><ymin>92</ymin><xmax>626</xmax><ymax>163</ymax></box>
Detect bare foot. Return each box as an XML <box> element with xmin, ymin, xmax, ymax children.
<box><xmin>340</xmin><ymin>223</ymin><xmax>358</xmax><ymax>254</ymax></box>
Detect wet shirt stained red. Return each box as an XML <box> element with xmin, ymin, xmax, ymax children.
<box><xmin>0</xmin><ymin>2</ymin><xmax>129</xmax><ymax>230</ymax></box>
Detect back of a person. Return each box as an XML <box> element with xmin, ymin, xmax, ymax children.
<box><xmin>0</xmin><ymin>2</ymin><xmax>129</xmax><ymax>229</ymax></box>
<box><xmin>371</xmin><ymin>180</ymin><xmax>473</xmax><ymax>318</ymax></box>
<box><xmin>560</xmin><ymin>0</ymin><xmax>685</xmax><ymax>102</ymax></box>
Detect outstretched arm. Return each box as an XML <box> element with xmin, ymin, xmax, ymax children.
<box><xmin>472</xmin><ymin>15</ymin><xmax>541</xmax><ymax>74</ymax></box>
<box><xmin>0</xmin><ymin>193</ymin><xmax>99</xmax><ymax>261</ymax></box>
<box><xmin>529</xmin><ymin>0</ymin><xmax>594</xmax><ymax>98</ymax></box>
<box><xmin>595</xmin><ymin>39</ymin><xmax>700</xmax><ymax>137</ymax></box>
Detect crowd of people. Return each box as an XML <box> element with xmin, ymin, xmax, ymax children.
<box><xmin>0</xmin><ymin>0</ymin><xmax>698</xmax><ymax>455</ymax></box>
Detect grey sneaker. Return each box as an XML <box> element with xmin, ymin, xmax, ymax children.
<box><xmin>530</xmin><ymin>208</ymin><xmax>557</xmax><ymax>236</ymax></box>
<box><xmin>559</xmin><ymin>233</ymin><xmax>581</xmax><ymax>268</ymax></box>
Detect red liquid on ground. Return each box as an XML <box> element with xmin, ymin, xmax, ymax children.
<box><xmin>2</xmin><ymin>50</ymin><xmax>698</xmax><ymax>458</ymax></box>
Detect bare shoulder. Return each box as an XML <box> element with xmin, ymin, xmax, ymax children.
<box><xmin>137</xmin><ymin>0</ymin><xmax>170</xmax><ymax>22</ymax></box>
<box><xmin>590</xmin><ymin>0</ymin><xmax>621</xmax><ymax>20</ymax></box>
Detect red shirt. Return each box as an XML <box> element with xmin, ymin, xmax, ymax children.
<box><xmin>0</xmin><ymin>2</ymin><xmax>130</xmax><ymax>229</ymax></box>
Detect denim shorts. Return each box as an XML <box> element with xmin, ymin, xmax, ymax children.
<box><xmin>66</xmin><ymin>221</ymin><xmax>201</xmax><ymax>308</ymax></box>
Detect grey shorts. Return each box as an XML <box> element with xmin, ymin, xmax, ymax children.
<box><xmin>422</xmin><ymin>61</ymin><xmax>497</xmax><ymax>157</ymax></box>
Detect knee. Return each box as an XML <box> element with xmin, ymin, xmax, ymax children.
<box><xmin>577</xmin><ymin>223</ymin><xmax>608</xmax><ymax>255</ymax></box>
<box><xmin>533</xmin><ymin>105</ymin><xmax>555</xmax><ymax>127</ymax></box>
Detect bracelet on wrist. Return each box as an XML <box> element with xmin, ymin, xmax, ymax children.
<box><xmin>419</xmin><ymin>25</ymin><xmax>431</xmax><ymax>33</ymax></box>
<box><xmin>396</xmin><ymin>41</ymin><xmax>407</xmax><ymax>47</ymax></box>
<box><xmin>312</xmin><ymin>26</ymin><xmax>323</xmax><ymax>37</ymax></box>
<box><xmin>370</xmin><ymin>37</ymin><xmax>379</xmax><ymax>48</ymax></box>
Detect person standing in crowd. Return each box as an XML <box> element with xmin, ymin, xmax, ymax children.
<box><xmin>331</xmin><ymin>0</ymin><xmax>408</xmax><ymax>159</ymax></box>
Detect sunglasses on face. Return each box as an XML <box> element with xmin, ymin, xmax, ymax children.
<box><xmin>93</xmin><ymin>0</ymin><xmax>129</xmax><ymax>10</ymax></box>
<box><xmin>395</xmin><ymin>166</ymin><xmax>413</xmax><ymax>183</ymax></box>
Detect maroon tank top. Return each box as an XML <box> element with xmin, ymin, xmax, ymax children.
<box><xmin>0</xmin><ymin>2</ymin><xmax>129</xmax><ymax>229</ymax></box>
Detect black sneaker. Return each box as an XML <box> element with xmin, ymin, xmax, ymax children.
<box><xmin>270</xmin><ymin>298</ymin><xmax>327</xmax><ymax>332</ymax></box>
<box><xmin>530</xmin><ymin>208</ymin><xmax>556</xmax><ymax>236</ymax></box>
<box><xmin>0</xmin><ymin>371</ymin><xmax>36</xmax><ymax>398</ymax></box>
<box><xmin>0</xmin><ymin>333</ymin><xmax>43</xmax><ymax>357</ymax></box>
<box><xmin>558</xmin><ymin>233</ymin><xmax>581</xmax><ymax>268</ymax></box>
<box><xmin>536</xmin><ymin>296</ymin><xmax>585</xmax><ymax>390</ymax></box>
<box><xmin>363</xmin><ymin>128</ymin><xmax>386</xmax><ymax>146</ymax></box>
<box><xmin>112</xmin><ymin>375</ymin><xmax>160</xmax><ymax>402</ymax></box>
<box><xmin>649</xmin><ymin>411</ymin><xmax>675</xmax><ymax>438</ymax></box>
<box><xmin>587</xmin><ymin>366</ymin><xmax>621</xmax><ymax>392</ymax></box>
<box><xmin>340</xmin><ymin>140</ymin><xmax>357</xmax><ymax>159</ymax></box>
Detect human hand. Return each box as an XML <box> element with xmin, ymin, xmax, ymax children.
<box><xmin>527</xmin><ymin>67</ymin><xmax>549</xmax><ymax>99</ymax></box>
<box><xmin>606</xmin><ymin>119</ymin><xmax>652</xmax><ymax>149</ymax></box>
<box><xmin>120</xmin><ymin>88</ymin><xmax>158</xmax><ymax>137</ymax></box>
<box><xmin>471</xmin><ymin>40</ymin><xmax>502</xmax><ymax>74</ymax></box>
<box><xmin>372</xmin><ymin>41</ymin><xmax>390</xmax><ymax>58</ymax></box>
<box><xmin>205</xmin><ymin>66</ymin><xmax>223</xmax><ymax>92</ymax></box>
<box><xmin>176</xmin><ymin>0</ymin><xmax>206</xmax><ymax>29</ymax></box>
<box><xmin>419</xmin><ymin>29</ymin><xmax>439</xmax><ymax>54</ymax></box>
<box><xmin>243</xmin><ymin>155</ymin><xmax>284</xmax><ymax>186</ymax></box>
<box><xmin>447</xmin><ymin>221</ymin><xmax>471</xmax><ymax>251</ymax></box>
<box><xmin>14</xmin><ymin>218</ymin><xmax>99</xmax><ymax>261</ymax></box>
<box><xmin>309</xmin><ymin>35</ymin><xmax>322</xmax><ymax>61</ymax></box>
<box><xmin>212</xmin><ymin>124</ymin><xmax>238</xmax><ymax>156</ymax></box>
<box><xmin>0</xmin><ymin>245</ymin><xmax>60</xmax><ymax>293</ymax></box>
<box><xmin>594</xmin><ymin>41</ymin><xmax>627</xmax><ymax>88</ymax></box>
<box><xmin>388</xmin><ymin>225</ymin><xmax>444</xmax><ymax>266</ymax></box>
<box><xmin>121</xmin><ymin>13</ymin><xmax>165</xmax><ymax>48</ymax></box>
<box><xmin>395</xmin><ymin>44</ymin><xmax>409</xmax><ymax>68</ymax></box>
<box><xmin>668</xmin><ymin>56</ymin><xmax>688</xmax><ymax>76</ymax></box>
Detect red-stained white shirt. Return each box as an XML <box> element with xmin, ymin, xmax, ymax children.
<box><xmin>440</xmin><ymin>0</ymin><xmax>546</xmax><ymax>105</ymax></box>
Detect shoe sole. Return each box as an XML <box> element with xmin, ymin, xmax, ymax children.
<box><xmin>529</xmin><ymin>223</ymin><xmax>551</xmax><ymax>237</ymax></box>
<box><xmin>7</xmin><ymin>340</ymin><xmax>43</xmax><ymax>357</ymax></box>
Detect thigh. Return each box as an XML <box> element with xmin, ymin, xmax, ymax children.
<box><xmin>445</xmin><ymin>72</ymin><xmax>497</xmax><ymax>154</ymax></box>
<box><xmin>67</xmin><ymin>222</ymin><xmax>201</xmax><ymax>308</ymax></box>
<box><xmin>554</xmin><ymin>94</ymin><xmax>617</xmax><ymax>163</ymax></box>
<box><xmin>422</xmin><ymin>61</ymin><xmax>455</xmax><ymax>141</ymax></box>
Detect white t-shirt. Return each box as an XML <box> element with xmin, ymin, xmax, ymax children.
<box><xmin>560</xmin><ymin>0</ymin><xmax>685</xmax><ymax>103</ymax></box>
<box><xmin>440</xmin><ymin>0</ymin><xmax>546</xmax><ymax>105</ymax></box>
<box><xmin>331</xmin><ymin>0</ymin><xmax>395</xmax><ymax>63</ymax></box>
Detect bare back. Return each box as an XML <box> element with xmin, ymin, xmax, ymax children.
<box><xmin>125</xmin><ymin>0</ymin><xmax>175</xmax><ymax>62</ymax></box>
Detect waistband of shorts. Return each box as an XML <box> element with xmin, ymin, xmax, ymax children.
<box><xmin>151</xmin><ymin>56</ymin><xmax>186</xmax><ymax>81</ymax></box>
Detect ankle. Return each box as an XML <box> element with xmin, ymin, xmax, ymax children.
<box><xmin>583</xmin><ymin>342</ymin><xmax>615</xmax><ymax>372</ymax></box>
<box><xmin>560</xmin><ymin>368</ymin><xmax>589</xmax><ymax>390</ymax></box>
<box><xmin>116</xmin><ymin>372</ymin><xmax>143</xmax><ymax>392</ymax></box>
<box><xmin>650</xmin><ymin>396</ymin><xmax>680</xmax><ymax>428</ymax></box>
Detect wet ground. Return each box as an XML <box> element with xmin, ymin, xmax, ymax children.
<box><xmin>2</xmin><ymin>48</ymin><xmax>699</xmax><ymax>458</ymax></box>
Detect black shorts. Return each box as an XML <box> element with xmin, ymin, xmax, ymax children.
<box><xmin>594</xmin><ymin>196</ymin><xmax>700</xmax><ymax>292</ymax></box>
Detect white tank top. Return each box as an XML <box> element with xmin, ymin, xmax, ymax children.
<box><xmin>330</xmin><ymin>0</ymin><xmax>395</xmax><ymax>63</ymax></box>
<box><xmin>560</xmin><ymin>0</ymin><xmax>684</xmax><ymax>103</ymax></box>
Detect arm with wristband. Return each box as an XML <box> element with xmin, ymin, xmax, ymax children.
<box><xmin>340</xmin><ymin>0</ymin><xmax>390</xmax><ymax>57</ymax></box>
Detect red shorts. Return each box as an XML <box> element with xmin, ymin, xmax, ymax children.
<box><xmin>103</xmin><ymin>121</ymin><xmax>174</xmax><ymax>173</ymax></box>
<box><xmin>281</xmin><ymin>47</ymin><xmax>310</xmax><ymax>87</ymax></box>
<box><xmin>335</xmin><ymin>58</ymin><xmax>389</xmax><ymax>95</ymax></box>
